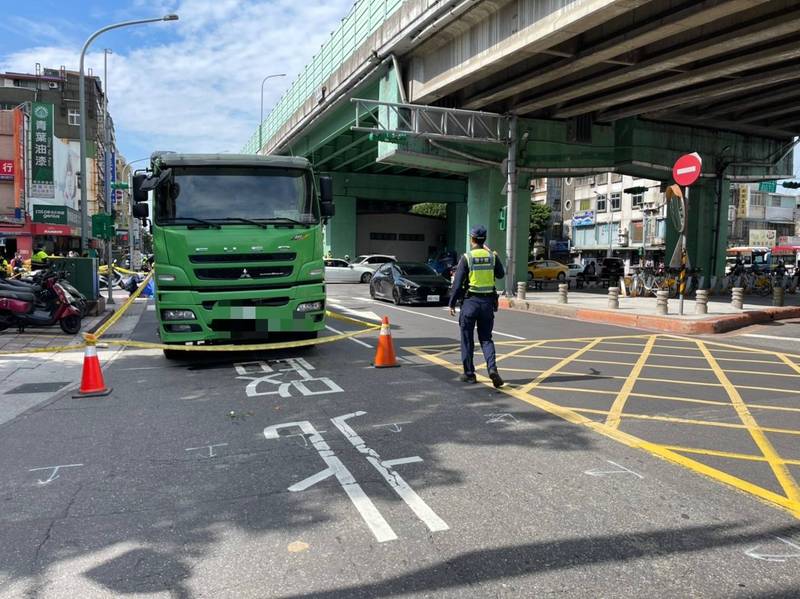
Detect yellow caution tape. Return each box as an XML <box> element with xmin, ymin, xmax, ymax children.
<box><xmin>92</xmin><ymin>271</ymin><xmax>154</xmax><ymax>339</ymax></box>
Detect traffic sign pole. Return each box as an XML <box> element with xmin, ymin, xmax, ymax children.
<box><xmin>671</xmin><ymin>153</ymin><xmax>702</xmax><ymax>316</ymax></box>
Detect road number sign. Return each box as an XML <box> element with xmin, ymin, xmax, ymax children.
<box><xmin>672</xmin><ymin>152</ymin><xmax>702</xmax><ymax>187</ymax></box>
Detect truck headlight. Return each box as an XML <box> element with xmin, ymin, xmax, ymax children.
<box><xmin>158</xmin><ymin>274</ymin><xmax>176</xmax><ymax>282</ymax></box>
<box><xmin>296</xmin><ymin>301</ymin><xmax>323</xmax><ymax>313</ymax></box>
<box><xmin>162</xmin><ymin>309</ymin><xmax>196</xmax><ymax>320</ymax></box>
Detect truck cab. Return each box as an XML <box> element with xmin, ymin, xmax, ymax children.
<box><xmin>132</xmin><ymin>153</ymin><xmax>333</xmax><ymax>356</ymax></box>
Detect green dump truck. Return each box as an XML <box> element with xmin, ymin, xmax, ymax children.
<box><xmin>131</xmin><ymin>153</ymin><xmax>334</xmax><ymax>359</ymax></box>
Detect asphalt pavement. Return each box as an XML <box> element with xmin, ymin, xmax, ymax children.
<box><xmin>0</xmin><ymin>283</ymin><xmax>798</xmax><ymax>598</ymax></box>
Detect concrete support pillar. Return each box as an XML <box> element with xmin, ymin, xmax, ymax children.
<box><xmin>325</xmin><ymin>196</ymin><xmax>356</xmax><ymax>259</ymax></box>
<box><xmin>446</xmin><ymin>202</ymin><xmax>467</xmax><ymax>255</ymax></box>
<box><xmin>466</xmin><ymin>168</ymin><xmax>529</xmax><ymax>294</ymax></box>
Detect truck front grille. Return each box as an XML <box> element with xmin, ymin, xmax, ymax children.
<box><xmin>189</xmin><ymin>252</ymin><xmax>296</xmax><ymax>264</ymax></box>
<box><xmin>194</xmin><ymin>266</ymin><xmax>293</xmax><ymax>280</ymax></box>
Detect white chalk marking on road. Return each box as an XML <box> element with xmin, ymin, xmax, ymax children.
<box><xmin>372</xmin><ymin>422</ymin><xmax>412</xmax><ymax>433</ymax></box>
<box><xmin>265</xmin><ymin>420</ymin><xmax>397</xmax><ymax>543</ymax></box>
<box><xmin>741</xmin><ymin>334</ymin><xmax>800</xmax><ymax>343</ymax></box>
<box><xmin>326</xmin><ymin>301</ymin><xmax>382</xmax><ymax>322</ymax></box>
<box><xmin>29</xmin><ymin>463</ymin><xmax>84</xmax><ymax>485</ymax></box>
<box><xmin>361</xmin><ymin>298</ymin><xmax>524</xmax><ymax>339</ymax></box>
<box><xmin>331</xmin><ymin>411</ymin><xmax>449</xmax><ymax>534</ymax></box>
<box><xmin>185</xmin><ymin>443</ymin><xmax>228</xmax><ymax>458</ymax></box>
<box><xmin>584</xmin><ymin>460</ymin><xmax>644</xmax><ymax>479</ymax></box>
<box><xmin>485</xmin><ymin>413</ymin><xmax>518</xmax><ymax>425</ymax></box>
<box><xmin>745</xmin><ymin>536</ymin><xmax>800</xmax><ymax>562</ymax></box>
<box><xmin>146</xmin><ymin>305</ymin><xmax>156</xmax><ymax>311</ymax></box>
<box><xmin>325</xmin><ymin>325</ymin><xmax>372</xmax><ymax>349</ymax></box>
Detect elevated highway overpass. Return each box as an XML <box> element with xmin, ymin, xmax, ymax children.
<box><xmin>244</xmin><ymin>0</ymin><xmax>798</xmax><ymax>290</ymax></box>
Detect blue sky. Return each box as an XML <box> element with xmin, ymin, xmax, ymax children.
<box><xmin>1</xmin><ymin>0</ymin><xmax>798</xmax><ymax>188</ymax></box>
<box><xmin>1</xmin><ymin>0</ymin><xmax>354</xmax><ymax>163</ymax></box>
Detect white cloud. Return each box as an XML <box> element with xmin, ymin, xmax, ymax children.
<box><xmin>1</xmin><ymin>0</ymin><xmax>354</xmax><ymax>161</ymax></box>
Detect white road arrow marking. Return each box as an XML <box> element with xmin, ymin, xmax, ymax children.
<box><xmin>584</xmin><ymin>460</ymin><xmax>643</xmax><ymax>479</ymax></box>
<box><xmin>485</xmin><ymin>413</ymin><xmax>518</xmax><ymax>425</ymax></box>
<box><xmin>745</xmin><ymin>537</ymin><xmax>800</xmax><ymax>562</ymax></box>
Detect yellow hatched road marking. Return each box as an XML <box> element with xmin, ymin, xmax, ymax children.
<box><xmin>606</xmin><ymin>336</ymin><xmax>657</xmax><ymax>429</ymax></box>
<box><xmin>659</xmin><ymin>445</ymin><xmax>800</xmax><ymax>466</ymax></box>
<box><xmin>405</xmin><ymin>346</ymin><xmax>800</xmax><ymax>519</ymax></box>
<box><xmin>518</xmin><ymin>339</ymin><xmax>604</xmax><ymax>394</ymax></box>
<box><xmin>666</xmin><ymin>334</ymin><xmax>800</xmax><ymax>360</ymax></box>
<box><xmin>495</xmin><ymin>340</ymin><xmax>547</xmax><ymax>364</ymax></box>
<box><xmin>778</xmin><ymin>353</ymin><xmax>800</xmax><ymax>376</ymax></box>
<box><xmin>697</xmin><ymin>340</ymin><xmax>800</xmax><ymax>505</ymax></box>
<box><xmin>564</xmin><ymin>407</ymin><xmax>800</xmax><ymax>437</ymax></box>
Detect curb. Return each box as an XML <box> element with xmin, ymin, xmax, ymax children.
<box><xmin>499</xmin><ymin>298</ymin><xmax>800</xmax><ymax>334</ymax></box>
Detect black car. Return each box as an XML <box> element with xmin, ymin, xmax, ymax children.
<box><xmin>370</xmin><ymin>261</ymin><xmax>450</xmax><ymax>305</ymax></box>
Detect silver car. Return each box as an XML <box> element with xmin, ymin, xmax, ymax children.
<box><xmin>351</xmin><ymin>254</ymin><xmax>397</xmax><ymax>271</ymax></box>
<box><xmin>324</xmin><ymin>258</ymin><xmax>375</xmax><ymax>283</ymax></box>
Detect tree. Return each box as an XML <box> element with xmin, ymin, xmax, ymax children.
<box><xmin>410</xmin><ymin>203</ymin><xmax>447</xmax><ymax>218</ymax></box>
<box><xmin>529</xmin><ymin>202</ymin><xmax>552</xmax><ymax>252</ymax></box>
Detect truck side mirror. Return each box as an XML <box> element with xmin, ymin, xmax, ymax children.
<box><xmin>319</xmin><ymin>176</ymin><xmax>335</xmax><ymax>218</ymax></box>
<box><xmin>132</xmin><ymin>173</ymin><xmax>148</xmax><ymax>203</ymax></box>
<box><xmin>132</xmin><ymin>203</ymin><xmax>150</xmax><ymax>219</ymax></box>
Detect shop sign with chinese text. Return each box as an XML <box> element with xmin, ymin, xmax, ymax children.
<box><xmin>30</xmin><ymin>103</ymin><xmax>54</xmax><ymax>198</ymax></box>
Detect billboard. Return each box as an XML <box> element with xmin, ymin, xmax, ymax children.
<box><xmin>749</xmin><ymin>229</ymin><xmax>776</xmax><ymax>246</ymax></box>
<box><xmin>30</xmin><ymin>102</ymin><xmax>54</xmax><ymax>198</ymax></box>
<box><xmin>573</xmin><ymin>210</ymin><xmax>595</xmax><ymax>227</ymax></box>
<box><xmin>52</xmin><ymin>139</ymin><xmax>80</xmax><ymax>210</ymax></box>
<box><xmin>0</xmin><ymin>160</ymin><xmax>13</xmax><ymax>181</ymax></box>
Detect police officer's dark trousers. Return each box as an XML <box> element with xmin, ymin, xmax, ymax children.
<box><xmin>458</xmin><ymin>295</ymin><xmax>497</xmax><ymax>376</ymax></box>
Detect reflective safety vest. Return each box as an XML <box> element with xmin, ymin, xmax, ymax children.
<box><xmin>32</xmin><ymin>251</ymin><xmax>48</xmax><ymax>262</ymax></box>
<box><xmin>465</xmin><ymin>247</ymin><xmax>495</xmax><ymax>294</ymax></box>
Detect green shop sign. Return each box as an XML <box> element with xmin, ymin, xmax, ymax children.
<box><xmin>33</xmin><ymin>204</ymin><xmax>81</xmax><ymax>228</ymax></box>
<box><xmin>30</xmin><ymin>102</ymin><xmax>54</xmax><ymax>198</ymax></box>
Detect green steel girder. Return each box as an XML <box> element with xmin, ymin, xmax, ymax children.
<box><xmin>326</xmin><ymin>171</ymin><xmax>466</xmax><ymax>203</ymax></box>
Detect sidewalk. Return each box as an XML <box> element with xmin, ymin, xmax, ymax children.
<box><xmin>0</xmin><ymin>290</ymin><xmax>148</xmax><ymax>426</ymax></box>
<box><xmin>501</xmin><ymin>288</ymin><xmax>800</xmax><ymax>334</ymax></box>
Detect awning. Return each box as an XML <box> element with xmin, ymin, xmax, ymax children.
<box><xmin>31</xmin><ymin>223</ymin><xmax>81</xmax><ymax>237</ymax></box>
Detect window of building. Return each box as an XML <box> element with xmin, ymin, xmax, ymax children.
<box><xmin>578</xmin><ymin>199</ymin><xmax>592</xmax><ymax>211</ymax></box>
<box><xmin>398</xmin><ymin>233</ymin><xmax>424</xmax><ymax>241</ymax></box>
<box><xmin>370</xmin><ymin>232</ymin><xmax>397</xmax><ymax>241</ymax></box>
<box><xmin>596</xmin><ymin>194</ymin><xmax>606</xmax><ymax>212</ymax></box>
<box><xmin>68</xmin><ymin>109</ymin><xmax>80</xmax><ymax>126</ymax></box>
<box><xmin>631</xmin><ymin>192</ymin><xmax>644</xmax><ymax>209</ymax></box>
<box><xmin>770</xmin><ymin>196</ymin><xmax>781</xmax><ymax>207</ymax></box>
<box><xmin>611</xmin><ymin>192</ymin><xmax>621</xmax><ymax>211</ymax></box>
<box><xmin>750</xmin><ymin>192</ymin><xmax>766</xmax><ymax>207</ymax></box>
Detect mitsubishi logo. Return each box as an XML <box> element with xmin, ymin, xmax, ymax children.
<box><xmin>240</xmin><ymin>268</ymin><xmax>252</xmax><ymax>279</ymax></box>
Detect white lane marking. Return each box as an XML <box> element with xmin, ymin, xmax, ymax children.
<box><xmin>325</xmin><ymin>325</ymin><xmax>373</xmax><ymax>349</ymax></box>
<box><xmin>373</xmin><ymin>422</ymin><xmax>412</xmax><ymax>433</ymax></box>
<box><xmin>265</xmin><ymin>421</ymin><xmax>397</xmax><ymax>543</ymax></box>
<box><xmin>326</xmin><ymin>302</ymin><xmax>382</xmax><ymax>322</ymax></box>
<box><xmin>584</xmin><ymin>460</ymin><xmax>643</xmax><ymax>479</ymax></box>
<box><xmin>741</xmin><ymin>334</ymin><xmax>800</xmax><ymax>343</ymax></box>
<box><xmin>185</xmin><ymin>443</ymin><xmax>228</xmax><ymax>458</ymax></box>
<box><xmin>331</xmin><ymin>411</ymin><xmax>449</xmax><ymax>533</ymax></box>
<box><xmin>745</xmin><ymin>536</ymin><xmax>800</xmax><ymax>562</ymax></box>
<box><xmin>29</xmin><ymin>464</ymin><xmax>84</xmax><ymax>485</ymax></box>
<box><xmin>361</xmin><ymin>298</ymin><xmax>525</xmax><ymax>339</ymax></box>
<box><xmin>146</xmin><ymin>305</ymin><xmax>156</xmax><ymax>311</ymax></box>
<box><xmin>235</xmin><ymin>358</ymin><xmax>343</xmax><ymax>398</ymax></box>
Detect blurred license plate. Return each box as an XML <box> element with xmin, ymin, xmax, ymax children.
<box><xmin>427</xmin><ymin>294</ymin><xmax>440</xmax><ymax>302</ymax></box>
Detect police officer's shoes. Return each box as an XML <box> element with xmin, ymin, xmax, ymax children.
<box><xmin>488</xmin><ymin>370</ymin><xmax>504</xmax><ymax>388</ymax></box>
<box><xmin>459</xmin><ymin>373</ymin><xmax>477</xmax><ymax>384</ymax></box>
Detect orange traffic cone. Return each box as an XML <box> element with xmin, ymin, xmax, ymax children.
<box><xmin>373</xmin><ymin>316</ymin><xmax>399</xmax><ymax>368</ymax></box>
<box><xmin>73</xmin><ymin>342</ymin><xmax>112</xmax><ymax>398</ymax></box>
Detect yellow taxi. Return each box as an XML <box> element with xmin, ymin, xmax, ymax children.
<box><xmin>527</xmin><ymin>259</ymin><xmax>569</xmax><ymax>281</ymax></box>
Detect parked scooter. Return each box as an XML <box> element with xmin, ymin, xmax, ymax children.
<box><xmin>0</xmin><ymin>272</ymin><xmax>83</xmax><ymax>334</ymax></box>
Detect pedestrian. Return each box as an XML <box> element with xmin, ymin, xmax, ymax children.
<box><xmin>448</xmin><ymin>224</ymin><xmax>505</xmax><ymax>388</ymax></box>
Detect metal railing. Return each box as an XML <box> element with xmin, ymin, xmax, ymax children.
<box><xmin>242</xmin><ymin>0</ymin><xmax>405</xmax><ymax>154</ymax></box>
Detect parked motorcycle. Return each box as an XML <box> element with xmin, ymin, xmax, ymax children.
<box><xmin>0</xmin><ymin>272</ymin><xmax>83</xmax><ymax>334</ymax></box>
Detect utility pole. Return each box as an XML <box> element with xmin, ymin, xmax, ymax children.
<box><xmin>504</xmin><ymin>116</ymin><xmax>518</xmax><ymax>296</ymax></box>
<box><xmin>103</xmin><ymin>48</ymin><xmax>115</xmax><ymax>305</ymax></box>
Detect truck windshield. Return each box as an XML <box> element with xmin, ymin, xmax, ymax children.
<box><xmin>156</xmin><ymin>166</ymin><xmax>317</xmax><ymax>225</ymax></box>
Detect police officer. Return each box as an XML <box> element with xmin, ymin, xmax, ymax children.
<box><xmin>449</xmin><ymin>225</ymin><xmax>505</xmax><ymax>388</ymax></box>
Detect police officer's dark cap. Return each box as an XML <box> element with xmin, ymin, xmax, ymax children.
<box><xmin>470</xmin><ymin>225</ymin><xmax>487</xmax><ymax>240</ymax></box>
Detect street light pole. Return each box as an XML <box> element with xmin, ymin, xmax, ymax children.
<box><xmin>103</xmin><ymin>48</ymin><xmax>114</xmax><ymax>305</ymax></box>
<box><xmin>259</xmin><ymin>73</ymin><xmax>286</xmax><ymax>154</ymax></box>
<box><xmin>78</xmin><ymin>14</ymin><xmax>179</xmax><ymax>255</ymax></box>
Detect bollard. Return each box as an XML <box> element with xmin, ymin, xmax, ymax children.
<box><xmin>516</xmin><ymin>281</ymin><xmax>527</xmax><ymax>301</ymax></box>
<box><xmin>731</xmin><ymin>287</ymin><xmax>744</xmax><ymax>310</ymax></box>
<box><xmin>695</xmin><ymin>289</ymin><xmax>709</xmax><ymax>315</ymax></box>
<box><xmin>607</xmin><ymin>286</ymin><xmax>620</xmax><ymax>309</ymax></box>
<box><xmin>558</xmin><ymin>283</ymin><xmax>568</xmax><ymax>304</ymax></box>
<box><xmin>656</xmin><ymin>289</ymin><xmax>669</xmax><ymax>315</ymax></box>
<box><xmin>773</xmin><ymin>285</ymin><xmax>785</xmax><ymax>307</ymax></box>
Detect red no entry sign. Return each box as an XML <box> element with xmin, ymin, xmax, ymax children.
<box><xmin>673</xmin><ymin>152</ymin><xmax>702</xmax><ymax>187</ymax></box>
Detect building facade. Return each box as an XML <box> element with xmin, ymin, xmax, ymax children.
<box><xmin>0</xmin><ymin>66</ymin><xmax>123</xmax><ymax>258</ymax></box>
<box><xmin>728</xmin><ymin>183</ymin><xmax>799</xmax><ymax>247</ymax></box>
